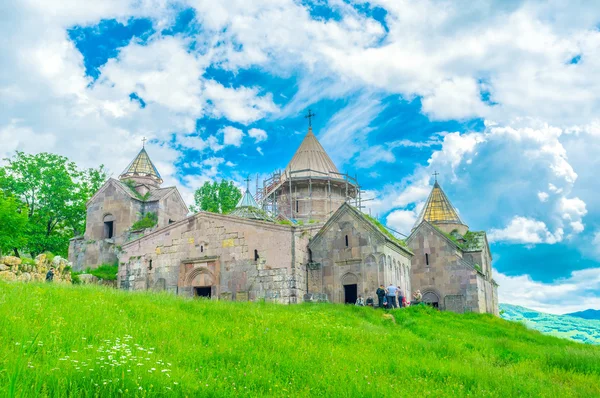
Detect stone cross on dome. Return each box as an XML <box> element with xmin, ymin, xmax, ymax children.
<box><xmin>304</xmin><ymin>109</ymin><xmax>316</xmax><ymax>128</ymax></box>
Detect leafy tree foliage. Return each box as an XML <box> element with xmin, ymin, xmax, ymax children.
<box><xmin>0</xmin><ymin>151</ymin><xmax>107</xmax><ymax>256</ymax></box>
<box><xmin>191</xmin><ymin>180</ymin><xmax>242</xmax><ymax>214</ymax></box>
<box><xmin>0</xmin><ymin>192</ymin><xmax>28</xmax><ymax>256</ymax></box>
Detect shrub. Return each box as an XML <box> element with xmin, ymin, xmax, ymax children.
<box><xmin>131</xmin><ymin>212</ymin><xmax>158</xmax><ymax>230</ymax></box>
<box><xmin>20</xmin><ymin>258</ymin><xmax>36</xmax><ymax>266</ymax></box>
<box><xmin>88</xmin><ymin>264</ymin><xmax>118</xmax><ymax>281</ymax></box>
<box><xmin>71</xmin><ymin>272</ymin><xmax>82</xmax><ymax>285</ymax></box>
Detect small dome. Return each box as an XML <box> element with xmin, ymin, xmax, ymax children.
<box><xmin>119</xmin><ymin>148</ymin><xmax>163</xmax><ymax>184</ymax></box>
<box><xmin>230</xmin><ymin>188</ymin><xmax>274</xmax><ymax>222</ymax></box>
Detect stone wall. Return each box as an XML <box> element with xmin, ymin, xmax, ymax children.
<box><xmin>69</xmin><ymin>238</ymin><xmax>119</xmax><ymax>271</ymax></box>
<box><xmin>119</xmin><ymin>212</ymin><xmax>321</xmax><ymax>304</ymax></box>
<box><xmin>69</xmin><ymin>229</ymin><xmax>146</xmax><ymax>271</ymax></box>
<box><xmin>309</xmin><ymin>206</ymin><xmax>412</xmax><ymax>304</ymax></box>
<box><xmin>408</xmin><ymin>222</ymin><xmax>484</xmax><ymax>313</ymax></box>
<box><xmin>0</xmin><ymin>255</ymin><xmax>72</xmax><ymax>283</ymax></box>
<box><xmin>157</xmin><ymin>191</ymin><xmax>188</xmax><ymax>228</ymax></box>
<box><xmin>85</xmin><ymin>180</ymin><xmax>143</xmax><ymax>240</ymax></box>
<box><xmin>463</xmin><ymin>249</ymin><xmax>492</xmax><ymax>281</ymax></box>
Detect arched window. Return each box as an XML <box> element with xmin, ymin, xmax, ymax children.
<box><xmin>103</xmin><ymin>214</ymin><xmax>115</xmax><ymax>239</ymax></box>
<box><xmin>254</xmin><ymin>249</ymin><xmax>260</xmax><ymax>261</ymax></box>
<box><xmin>425</xmin><ymin>253</ymin><xmax>429</xmax><ymax>266</ymax></box>
<box><xmin>200</xmin><ymin>245</ymin><xmax>204</xmax><ymax>253</ymax></box>
<box><xmin>345</xmin><ymin>235</ymin><xmax>349</xmax><ymax>247</ymax></box>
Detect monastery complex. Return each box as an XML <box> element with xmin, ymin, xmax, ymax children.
<box><xmin>69</xmin><ymin>120</ymin><xmax>499</xmax><ymax>315</ymax></box>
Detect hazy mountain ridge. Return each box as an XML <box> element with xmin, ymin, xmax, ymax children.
<box><xmin>566</xmin><ymin>309</ymin><xmax>600</xmax><ymax>320</ymax></box>
<box><xmin>500</xmin><ymin>304</ymin><xmax>600</xmax><ymax>345</ymax></box>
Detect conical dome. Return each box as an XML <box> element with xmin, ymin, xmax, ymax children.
<box><xmin>119</xmin><ymin>148</ymin><xmax>163</xmax><ymax>184</ymax></box>
<box><xmin>413</xmin><ymin>181</ymin><xmax>467</xmax><ymax>234</ymax></box>
<box><xmin>284</xmin><ymin>127</ymin><xmax>339</xmax><ymax>177</ymax></box>
<box><xmin>230</xmin><ymin>188</ymin><xmax>274</xmax><ymax>222</ymax></box>
<box><xmin>236</xmin><ymin>188</ymin><xmax>260</xmax><ymax>208</ymax></box>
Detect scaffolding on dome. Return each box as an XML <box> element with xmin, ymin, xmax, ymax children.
<box><xmin>255</xmin><ymin>109</ymin><xmax>362</xmax><ymax>221</ymax></box>
<box><xmin>256</xmin><ymin>168</ymin><xmax>361</xmax><ymax>221</ymax></box>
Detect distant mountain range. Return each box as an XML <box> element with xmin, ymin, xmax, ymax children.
<box><xmin>565</xmin><ymin>309</ymin><xmax>600</xmax><ymax>320</ymax></box>
<box><xmin>500</xmin><ymin>304</ymin><xmax>600</xmax><ymax>345</ymax></box>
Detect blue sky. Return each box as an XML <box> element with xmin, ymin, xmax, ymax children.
<box><xmin>2</xmin><ymin>0</ymin><xmax>600</xmax><ymax>313</ymax></box>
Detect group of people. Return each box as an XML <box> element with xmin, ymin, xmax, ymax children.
<box><xmin>354</xmin><ymin>284</ymin><xmax>424</xmax><ymax>309</ymax></box>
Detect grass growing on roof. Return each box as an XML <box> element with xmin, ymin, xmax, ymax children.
<box><xmin>363</xmin><ymin>213</ymin><xmax>409</xmax><ymax>248</ymax></box>
<box><xmin>1</xmin><ymin>282</ymin><xmax>599</xmax><ymax>397</ymax></box>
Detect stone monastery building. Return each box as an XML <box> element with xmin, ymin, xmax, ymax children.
<box><xmin>69</xmin><ymin>121</ymin><xmax>498</xmax><ymax>315</ymax></box>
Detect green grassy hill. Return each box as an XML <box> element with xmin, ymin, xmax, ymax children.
<box><xmin>1</xmin><ymin>282</ymin><xmax>599</xmax><ymax>397</ymax></box>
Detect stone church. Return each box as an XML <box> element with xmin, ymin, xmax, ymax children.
<box><xmin>69</xmin><ymin>120</ymin><xmax>498</xmax><ymax>314</ymax></box>
<box><xmin>407</xmin><ymin>180</ymin><xmax>499</xmax><ymax>315</ymax></box>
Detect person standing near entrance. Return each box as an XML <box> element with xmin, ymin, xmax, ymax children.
<box><xmin>387</xmin><ymin>283</ymin><xmax>398</xmax><ymax>309</ymax></box>
<box><xmin>397</xmin><ymin>286</ymin><xmax>404</xmax><ymax>308</ymax></box>
<box><xmin>376</xmin><ymin>285</ymin><xmax>386</xmax><ymax>308</ymax></box>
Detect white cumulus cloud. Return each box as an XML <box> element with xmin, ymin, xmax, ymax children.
<box><xmin>248</xmin><ymin>128</ymin><xmax>268</xmax><ymax>143</ymax></box>
<box><xmin>488</xmin><ymin>216</ymin><xmax>563</xmax><ymax>244</ymax></box>
<box><xmin>220</xmin><ymin>126</ymin><xmax>244</xmax><ymax>147</ymax></box>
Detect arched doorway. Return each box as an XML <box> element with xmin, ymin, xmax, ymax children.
<box><xmin>422</xmin><ymin>291</ymin><xmax>440</xmax><ymax>308</ymax></box>
<box><xmin>188</xmin><ymin>269</ymin><xmax>215</xmax><ymax>298</ymax></box>
<box><xmin>178</xmin><ymin>261</ymin><xmax>219</xmax><ymax>298</ymax></box>
<box><xmin>341</xmin><ymin>273</ymin><xmax>358</xmax><ymax>304</ymax></box>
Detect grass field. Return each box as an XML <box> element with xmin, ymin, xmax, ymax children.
<box><xmin>1</xmin><ymin>282</ymin><xmax>600</xmax><ymax>397</ymax></box>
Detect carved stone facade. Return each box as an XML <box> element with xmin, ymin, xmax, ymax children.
<box><xmin>308</xmin><ymin>204</ymin><xmax>413</xmax><ymax>304</ymax></box>
<box><xmin>118</xmin><ymin>211</ymin><xmax>319</xmax><ymax>303</ymax></box>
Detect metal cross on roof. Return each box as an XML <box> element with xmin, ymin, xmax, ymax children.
<box><xmin>305</xmin><ymin>109</ymin><xmax>316</xmax><ymax>128</ymax></box>
<box><xmin>244</xmin><ymin>175</ymin><xmax>251</xmax><ymax>192</ymax></box>
<box><xmin>432</xmin><ymin>170</ymin><xmax>439</xmax><ymax>182</ymax></box>
<box><xmin>142</xmin><ymin>137</ymin><xmax>147</xmax><ymax>148</ymax></box>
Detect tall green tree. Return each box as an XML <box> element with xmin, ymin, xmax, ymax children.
<box><xmin>0</xmin><ymin>193</ymin><xmax>28</xmax><ymax>256</ymax></box>
<box><xmin>191</xmin><ymin>180</ymin><xmax>242</xmax><ymax>214</ymax></box>
<box><xmin>0</xmin><ymin>151</ymin><xmax>107</xmax><ymax>256</ymax></box>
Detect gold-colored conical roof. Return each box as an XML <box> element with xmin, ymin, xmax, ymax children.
<box><xmin>284</xmin><ymin>127</ymin><xmax>339</xmax><ymax>177</ymax></box>
<box><xmin>119</xmin><ymin>148</ymin><xmax>163</xmax><ymax>183</ymax></box>
<box><xmin>414</xmin><ymin>181</ymin><xmax>465</xmax><ymax>228</ymax></box>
